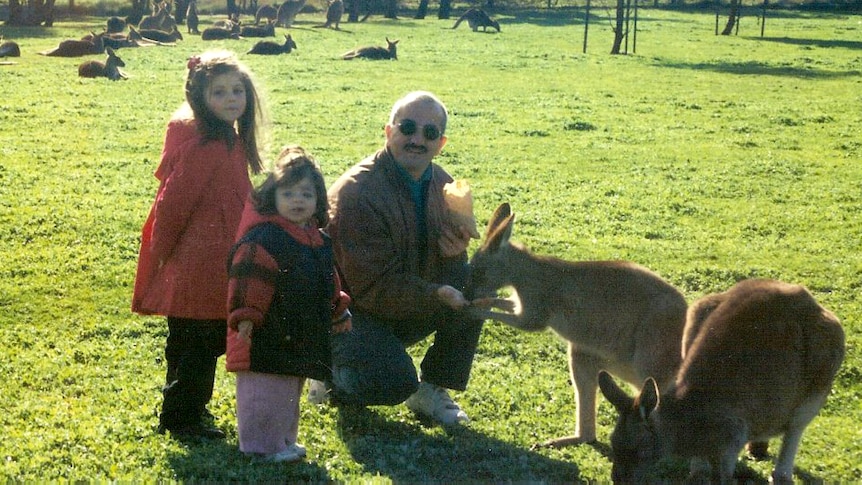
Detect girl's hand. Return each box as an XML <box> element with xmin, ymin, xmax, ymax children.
<box><xmin>437</xmin><ymin>285</ymin><xmax>469</xmax><ymax>310</ymax></box>
<box><xmin>439</xmin><ymin>225</ymin><xmax>471</xmax><ymax>258</ymax></box>
<box><xmin>332</xmin><ymin>318</ymin><xmax>352</xmax><ymax>334</ymax></box>
<box><xmin>237</xmin><ymin>320</ymin><xmax>253</xmax><ymax>344</ymax></box>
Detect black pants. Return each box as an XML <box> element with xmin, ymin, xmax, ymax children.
<box><xmin>159</xmin><ymin>317</ymin><xmax>226</xmax><ymax>429</ymax></box>
<box><xmin>330</xmin><ymin>261</ymin><xmax>484</xmax><ymax>406</ymax></box>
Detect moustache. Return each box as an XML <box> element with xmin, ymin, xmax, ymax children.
<box><xmin>405</xmin><ymin>144</ymin><xmax>428</xmax><ymax>153</ymax></box>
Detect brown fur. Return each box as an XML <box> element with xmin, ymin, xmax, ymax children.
<box><xmin>275</xmin><ymin>0</ymin><xmax>306</xmax><ymax>27</ymax></box>
<box><xmin>342</xmin><ymin>37</ymin><xmax>398</xmax><ymax>60</ymax></box>
<box><xmin>78</xmin><ymin>47</ymin><xmax>127</xmax><ymax>80</ymax></box>
<box><xmin>247</xmin><ymin>34</ymin><xmax>296</xmax><ymax>55</ymax></box>
<box><xmin>599</xmin><ymin>278</ymin><xmax>844</xmax><ymax>483</ymax></box>
<box><xmin>468</xmin><ymin>202</ymin><xmax>687</xmax><ymax>447</ymax></box>
<box><xmin>41</xmin><ymin>33</ymin><xmax>105</xmax><ymax>57</ymax></box>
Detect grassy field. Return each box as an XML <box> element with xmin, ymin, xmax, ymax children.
<box><xmin>1</xmin><ymin>5</ymin><xmax>860</xmax><ymax>482</ymax></box>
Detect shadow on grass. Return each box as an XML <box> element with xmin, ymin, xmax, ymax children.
<box><xmin>334</xmin><ymin>405</ymin><xmax>586</xmax><ymax>482</ymax></box>
<box><xmin>653</xmin><ymin>58</ymin><xmax>860</xmax><ymax>78</ymax></box>
<box><xmin>164</xmin><ymin>433</ymin><xmax>333</xmax><ymax>482</ymax></box>
<box><xmin>750</xmin><ymin>35</ymin><xmax>862</xmax><ymax>50</ymax></box>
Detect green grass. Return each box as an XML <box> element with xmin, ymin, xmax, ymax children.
<box><xmin>1</xmin><ymin>6</ymin><xmax>861</xmax><ymax>482</ymax></box>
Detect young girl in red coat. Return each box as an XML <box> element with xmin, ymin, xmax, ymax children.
<box><xmin>227</xmin><ymin>146</ymin><xmax>352</xmax><ymax>463</ymax></box>
<box><xmin>132</xmin><ymin>50</ymin><xmax>267</xmax><ymax>439</ymax></box>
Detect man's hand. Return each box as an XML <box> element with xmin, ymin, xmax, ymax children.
<box><xmin>436</xmin><ymin>285</ymin><xmax>469</xmax><ymax>310</ymax></box>
<box><xmin>439</xmin><ymin>225</ymin><xmax>472</xmax><ymax>258</ymax></box>
<box><xmin>237</xmin><ymin>320</ymin><xmax>253</xmax><ymax>344</ymax></box>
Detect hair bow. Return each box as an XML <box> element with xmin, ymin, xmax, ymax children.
<box><xmin>187</xmin><ymin>55</ymin><xmax>202</xmax><ymax>71</ymax></box>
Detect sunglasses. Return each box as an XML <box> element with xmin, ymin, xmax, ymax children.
<box><xmin>396</xmin><ymin>119</ymin><xmax>442</xmax><ymax>141</ymax></box>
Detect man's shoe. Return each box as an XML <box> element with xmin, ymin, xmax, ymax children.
<box><xmin>165</xmin><ymin>423</ymin><xmax>226</xmax><ymax>440</ymax></box>
<box><xmin>405</xmin><ymin>382</ymin><xmax>469</xmax><ymax>425</ymax></box>
<box><xmin>307</xmin><ymin>379</ymin><xmax>331</xmax><ymax>405</ymax></box>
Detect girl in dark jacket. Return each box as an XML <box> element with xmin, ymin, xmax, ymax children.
<box><xmin>227</xmin><ymin>146</ymin><xmax>351</xmax><ymax>463</ymax></box>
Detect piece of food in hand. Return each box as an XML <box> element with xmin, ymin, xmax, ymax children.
<box><xmin>443</xmin><ymin>180</ymin><xmax>480</xmax><ymax>239</ymax></box>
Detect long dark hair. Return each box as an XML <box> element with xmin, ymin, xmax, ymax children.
<box><xmin>184</xmin><ymin>50</ymin><xmax>265</xmax><ymax>174</ymax></box>
<box><xmin>252</xmin><ymin>146</ymin><xmax>330</xmax><ymax>228</ymax></box>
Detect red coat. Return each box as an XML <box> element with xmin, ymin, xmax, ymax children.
<box><xmin>132</xmin><ymin>118</ymin><xmax>253</xmax><ymax>319</ymax></box>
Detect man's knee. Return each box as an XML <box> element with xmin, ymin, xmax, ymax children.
<box><xmin>332</xmin><ymin>362</ymin><xmax>418</xmax><ymax>406</ymax></box>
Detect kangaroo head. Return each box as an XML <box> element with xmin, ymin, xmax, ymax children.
<box><xmin>599</xmin><ymin>371</ymin><xmax>666</xmax><ymax>483</ymax></box>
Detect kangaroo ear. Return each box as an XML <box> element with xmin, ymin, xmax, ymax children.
<box><xmin>635</xmin><ymin>377</ymin><xmax>660</xmax><ymax>420</ymax></box>
<box><xmin>481</xmin><ymin>203</ymin><xmax>514</xmax><ymax>253</ymax></box>
<box><xmin>484</xmin><ymin>202</ymin><xmax>511</xmax><ymax>235</ymax></box>
<box><xmin>598</xmin><ymin>371</ymin><xmax>633</xmax><ymax>413</ymax></box>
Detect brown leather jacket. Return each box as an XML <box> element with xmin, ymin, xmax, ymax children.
<box><xmin>327</xmin><ymin>147</ymin><xmax>465</xmax><ymax>321</ymax></box>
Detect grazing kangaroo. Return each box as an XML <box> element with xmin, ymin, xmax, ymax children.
<box><xmin>240</xmin><ymin>20</ymin><xmax>276</xmax><ymax>37</ymax></box>
<box><xmin>342</xmin><ymin>37</ymin><xmax>398</xmax><ymax>60</ymax></box>
<box><xmin>78</xmin><ymin>47</ymin><xmax>128</xmax><ymax>80</ymax></box>
<box><xmin>452</xmin><ymin>8</ymin><xmax>500</xmax><ymax>32</ymax></box>
<box><xmin>247</xmin><ymin>34</ymin><xmax>297</xmax><ymax>55</ymax></box>
<box><xmin>276</xmin><ymin>0</ymin><xmax>306</xmax><ymax>27</ymax></box>
<box><xmin>41</xmin><ymin>33</ymin><xmax>105</xmax><ymax>57</ymax></box>
<box><xmin>599</xmin><ymin>278</ymin><xmax>844</xmax><ymax>484</ymax></box>
<box><xmin>315</xmin><ymin>0</ymin><xmax>343</xmax><ymax>29</ymax></box>
<box><xmin>0</xmin><ymin>38</ymin><xmax>21</xmax><ymax>57</ymax></box>
<box><xmin>186</xmin><ymin>0</ymin><xmax>200</xmax><ymax>34</ymax></box>
<box><xmin>467</xmin><ymin>202</ymin><xmax>687</xmax><ymax>447</ymax></box>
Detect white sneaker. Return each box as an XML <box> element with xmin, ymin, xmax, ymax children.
<box><xmin>405</xmin><ymin>382</ymin><xmax>469</xmax><ymax>425</ymax></box>
<box><xmin>307</xmin><ymin>379</ymin><xmax>330</xmax><ymax>405</ymax></box>
<box><xmin>286</xmin><ymin>441</ymin><xmax>307</xmax><ymax>457</ymax></box>
<box><xmin>262</xmin><ymin>446</ymin><xmax>303</xmax><ymax>463</ymax></box>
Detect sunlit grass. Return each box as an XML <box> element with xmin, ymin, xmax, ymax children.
<box><xmin>1</xmin><ymin>7</ymin><xmax>860</xmax><ymax>481</ymax></box>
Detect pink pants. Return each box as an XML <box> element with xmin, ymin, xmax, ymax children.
<box><xmin>236</xmin><ymin>371</ymin><xmax>304</xmax><ymax>455</ymax></box>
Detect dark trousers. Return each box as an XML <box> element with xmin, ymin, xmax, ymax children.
<box><xmin>159</xmin><ymin>317</ymin><xmax>227</xmax><ymax>429</ymax></box>
<box><xmin>330</xmin><ymin>262</ymin><xmax>484</xmax><ymax>406</ymax></box>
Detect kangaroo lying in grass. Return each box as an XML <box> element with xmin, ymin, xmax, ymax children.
<box><xmin>78</xmin><ymin>47</ymin><xmax>128</xmax><ymax>80</ymax></box>
<box><xmin>467</xmin><ymin>202</ymin><xmax>688</xmax><ymax>447</ymax></box>
<box><xmin>342</xmin><ymin>37</ymin><xmax>398</xmax><ymax>60</ymax></box>
<box><xmin>247</xmin><ymin>34</ymin><xmax>297</xmax><ymax>55</ymax></box>
<box><xmin>599</xmin><ymin>278</ymin><xmax>844</xmax><ymax>484</ymax></box>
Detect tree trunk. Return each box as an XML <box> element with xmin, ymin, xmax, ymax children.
<box><xmin>721</xmin><ymin>0</ymin><xmax>739</xmax><ymax>35</ymax></box>
<box><xmin>384</xmin><ymin>0</ymin><xmax>396</xmax><ymax>19</ymax></box>
<box><xmin>438</xmin><ymin>0</ymin><xmax>451</xmax><ymax>19</ymax></box>
<box><xmin>610</xmin><ymin>0</ymin><xmax>625</xmax><ymax>54</ymax></box>
<box><xmin>7</xmin><ymin>0</ymin><xmax>55</xmax><ymax>25</ymax></box>
<box><xmin>415</xmin><ymin>0</ymin><xmax>427</xmax><ymax>18</ymax></box>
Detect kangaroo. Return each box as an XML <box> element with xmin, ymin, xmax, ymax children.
<box><xmin>466</xmin><ymin>202</ymin><xmax>687</xmax><ymax>447</ymax></box>
<box><xmin>247</xmin><ymin>34</ymin><xmax>297</xmax><ymax>55</ymax></box>
<box><xmin>255</xmin><ymin>4</ymin><xmax>278</xmax><ymax>24</ymax></box>
<box><xmin>41</xmin><ymin>33</ymin><xmax>105</xmax><ymax>57</ymax></box>
<box><xmin>599</xmin><ymin>278</ymin><xmax>844</xmax><ymax>484</ymax></box>
<box><xmin>213</xmin><ymin>13</ymin><xmax>242</xmax><ymax>32</ymax></box>
<box><xmin>276</xmin><ymin>0</ymin><xmax>306</xmax><ymax>27</ymax></box>
<box><xmin>186</xmin><ymin>0</ymin><xmax>200</xmax><ymax>34</ymax></box>
<box><xmin>314</xmin><ymin>0</ymin><xmax>343</xmax><ymax>29</ymax></box>
<box><xmin>240</xmin><ymin>20</ymin><xmax>275</xmax><ymax>37</ymax></box>
<box><xmin>137</xmin><ymin>25</ymin><xmax>183</xmax><ymax>43</ymax></box>
<box><xmin>0</xmin><ymin>38</ymin><xmax>21</xmax><ymax>58</ymax></box>
<box><xmin>138</xmin><ymin>1</ymin><xmax>169</xmax><ymax>29</ymax></box>
<box><xmin>106</xmin><ymin>16</ymin><xmax>126</xmax><ymax>33</ymax></box>
<box><xmin>342</xmin><ymin>37</ymin><xmax>398</xmax><ymax>60</ymax></box>
<box><xmin>452</xmin><ymin>8</ymin><xmax>500</xmax><ymax>32</ymax></box>
<box><xmin>78</xmin><ymin>47</ymin><xmax>128</xmax><ymax>80</ymax></box>
<box><xmin>201</xmin><ymin>27</ymin><xmax>240</xmax><ymax>40</ymax></box>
